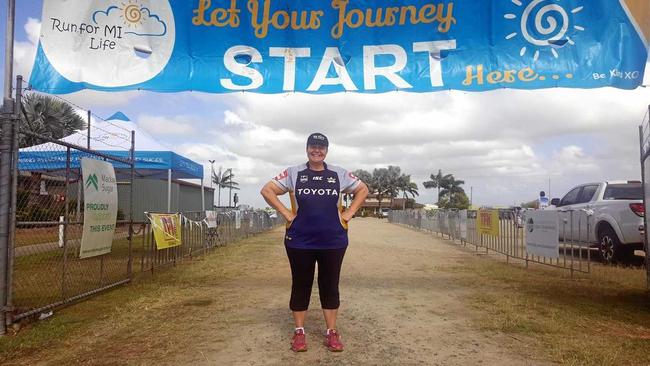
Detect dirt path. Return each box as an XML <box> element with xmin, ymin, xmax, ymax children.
<box><xmin>7</xmin><ymin>218</ymin><xmax>551</xmax><ymax>365</ymax></box>
<box><xmin>167</xmin><ymin>218</ymin><xmax>544</xmax><ymax>365</ymax></box>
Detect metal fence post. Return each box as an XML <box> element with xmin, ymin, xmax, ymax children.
<box><xmin>61</xmin><ymin>147</ymin><xmax>71</xmax><ymax>301</ymax></box>
<box><xmin>127</xmin><ymin>131</ymin><xmax>135</xmax><ymax>278</ymax></box>
<box><xmin>0</xmin><ymin>0</ymin><xmax>16</xmax><ymax>334</ymax></box>
<box><xmin>640</xmin><ymin>122</ymin><xmax>650</xmax><ymax>290</ymax></box>
<box><xmin>0</xmin><ymin>106</ymin><xmax>14</xmax><ymax>336</ymax></box>
<box><xmin>5</xmin><ymin>76</ymin><xmax>21</xmax><ymax>331</ymax></box>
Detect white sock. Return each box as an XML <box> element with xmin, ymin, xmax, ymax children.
<box><xmin>295</xmin><ymin>327</ymin><xmax>305</xmax><ymax>333</ymax></box>
<box><xmin>326</xmin><ymin>328</ymin><xmax>336</xmax><ymax>335</ymax></box>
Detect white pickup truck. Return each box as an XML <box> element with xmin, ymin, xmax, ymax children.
<box><xmin>548</xmin><ymin>181</ymin><xmax>645</xmax><ymax>264</ymax></box>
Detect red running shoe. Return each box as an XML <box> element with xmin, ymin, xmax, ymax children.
<box><xmin>291</xmin><ymin>329</ymin><xmax>307</xmax><ymax>352</ymax></box>
<box><xmin>324</xmin><ymin>329</ymin><xmax>344</xmax><ymax>352</ymax></box>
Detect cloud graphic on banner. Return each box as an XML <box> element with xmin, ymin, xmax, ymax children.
<box><xmin>36</xmin><ymin>0</ymin><xmax>175</xmax><ymax>88</ymax></box>
<box><xmin>504</xmin><ymin>0</ymin><xmax>585</xmax><ymax>62</ymax></box>
<box><xmin>92</xmin><ymin>5</ymin><xmax>167</xmax><ymax>37</ymax></box>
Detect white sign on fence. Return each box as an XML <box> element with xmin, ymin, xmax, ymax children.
<box><xmin>79</xmin><ymin>158</ymin><xmax>118</xmax><ymax>259</ymax></box>
<box><xmin>235</xmin><ymin>210</ymin><xmax>241</xmax><ymax>229</ymax></box>
<box><xmin>460</xmin><ymin>210</ymin><xmax>467</xmax><ymax>240</ymax></box>
<box><xmin>205</xmin><ymin>210</ymin><xmax>217</xmax><ymax>228</ymax></box>
<box><xmin>525</xmin><ymin>210</ymin><xmax>559</xmax><ymax>259</ymax></box>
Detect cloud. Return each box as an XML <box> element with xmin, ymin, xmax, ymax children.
<box><xmin>185</xmin><ymin>86</ymin><xmax>650</xmax><ymax>208</ymax></box>
<box><xmin>49</xmin><ymin>82</ymin><xmax>647</xmax><ymax>208</ymax></box>
<box><xmin>12</xmin><ymin>17</ymin><xmax>40</xmax><ymax>83</ymax></box>
<box><xmin>136</xmin><ymin>115</ymin><xmax>197</xmax><ymax>135</ymax></box>
<box><xmin>92</xmin><ymin>5</ymin><xmax>167</xmax><ymax>37</ymax></box>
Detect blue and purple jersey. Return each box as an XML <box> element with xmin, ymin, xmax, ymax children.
<box><xmin>272</xmin><ymin>163</ymin><xmax>361</xmax><ymax>249</ymax></box>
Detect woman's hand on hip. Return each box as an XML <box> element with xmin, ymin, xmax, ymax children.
<box><xmin>283</xmin><ymin>212</ymin><xmax>296</xmax><ymax>223</ymax></box>
<box><xmin>341</xmin><ymin>211</ymin><xmax>354</xmax><ymax>223</ymax></box>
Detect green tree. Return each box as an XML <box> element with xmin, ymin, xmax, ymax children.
<box><xmin>355</xmin><ymin>167</ymin><xmax>417</xmax><ymax>214</ymax></box>
<box><xmin>438</xmin><ymin>191</ymin><xmax>470</xmax><ymax>210</ymax></box>
<box><xmin>398</xmin><ymin>177</ymin><xmax>419</xmax><ymax>209</ymax></box>
<box><xmin>371</xmin><ymin>168</ymin><xmax>388</xmax><ymax>214</ymax></box>
<box><xmin>19</xmin><ymin>93</ymin><xmax>86</xmax><ymax>148</ymax></box>
<box><xmin>372</xmin><ymin>166</ymin><xmax>403</xmax><ymax>215</ymax></box>
<box><xmin>424</xmin><ymin>170</ymin><xmax>469</xmax><ymax>209</ymax></box>
<box><xmin>351</xmin><ymin>169</ymin><xmax>373</xmax><ymax>209</ymax></box>
<box><xmin>438</xmin><ymin>175</ymin><xmax>465</xmax><ymax>200</ymax></box>
<box><xmin>353</xmin><ymin>169</ymin><xmax>373</xmax><ymax>192</ymax></box>
<box><xmin>423</xmin><ymin>169</ymin><xmax>446</xmax><ymax>203</ymax></box>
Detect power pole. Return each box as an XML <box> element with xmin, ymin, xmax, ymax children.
<box><xmin>228</xmin><ymin>169</ymin><xmax>233</xmax><ymax>207</ymax></box>
<box><xmin>208</xmin><ymin>160</ymin><xmax>215</xmax><ymax>188</ymax></box>
<box><xmin>470</xmin><ymin>186</ymin><xmax>473</xmax><ymax>206</ymax></box>
<box><xmin>208</xmin><ymin>160</ymin><xmax>215</xmax><ymax>208</ymax></box>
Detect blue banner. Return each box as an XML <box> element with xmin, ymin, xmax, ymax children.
<box><xmin>30</xmin><ymin>0</ymin><xmax>649</xmax><ymax>94</ymax></box>
<box><xmin>19</xmin><ymin>150</ymin><xmax>204</xmax><ymax>179</ymax></box>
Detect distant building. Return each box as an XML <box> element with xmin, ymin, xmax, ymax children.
<box><xmin>18</xmin><ymin>173</ymin><xmax>214</xmax><ymax>223</ymax></box>
<box><xmin>357</xmin><ymin>194</ymin><xmax>407</xmax><ymax>216</ymax></box>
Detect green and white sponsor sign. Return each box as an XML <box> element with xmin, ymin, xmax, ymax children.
<box><xmin>80</xmin><ymin>158</ymin><xmax>118</xmax><ymax>259</ymax></box>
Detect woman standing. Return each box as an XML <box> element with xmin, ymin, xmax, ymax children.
<box><xmin>260</xmin><ymin>133</ymin><xmax>369</xmax><ymax>352</ymax></box>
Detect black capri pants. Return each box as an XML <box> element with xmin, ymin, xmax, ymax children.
<box><xmin>285</xmin><ymin>247</ymin><xmax>347</xmax><ymax>311</ymax></box>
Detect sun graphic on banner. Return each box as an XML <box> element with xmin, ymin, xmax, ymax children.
<box><xmin>504</xmin><ymin>0</ymin><xmax>585</xmax><ymax>62</ymax></box>
<box><xmin>119</xmin><ymin>0</ymin><xmax>144</xmax><ymax>27</ymax></box>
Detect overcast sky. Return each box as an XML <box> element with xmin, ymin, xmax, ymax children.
<box><xmin>2</xmin><ymin>2</ymin><xmax>650</xmax><ymax>209</ymax></box>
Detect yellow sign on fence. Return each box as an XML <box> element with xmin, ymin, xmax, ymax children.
<box><xmin>477</xmin><ymin>210</ymin><xmax>499</xmax><ymax>237</ymax></box>
<box><xmin>150</xmin><ymin>213</ymin><xmax>182</xmax><ymax>250</ymax></box>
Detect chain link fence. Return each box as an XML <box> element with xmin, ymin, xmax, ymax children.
<box><xmin>8</xmin><ymin>125</ymin><xmax>285</xmax><ymax>326</ymax></box>
<box><xmin>11</xmin><ymin>130</ymin><xmax>135</xmax><ymax>322</ymax></box>
<box><xmin>137</xmin><ymin>210</ymin><xmax>283</xmax><ymax>274</ymax></box>
<box><xmin>390</xmin><ymin>209</ymin><xmax>592</xmax><ymax>276</ymax></box>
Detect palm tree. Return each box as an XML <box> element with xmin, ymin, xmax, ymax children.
<box><xmin>385</xmin><ymin>166</ymin><xmax>403</xmax><ymax>209</ymax></box>
<box><xmin>352</xmin><ymin>169</ymin><xmax>373</xmax><ymax>209</ymax></box>
<box><xmin>438</xmin><ymin>175</ymin><xmax>465</xmax><ymax>199</ymax></box>
<box><xmin>425</xmin><ymin>171</ymin><xmax>469</xmax><ymax>209</ymax></box>
<box><xmin>425</xmin><ymin>170</ymin><xmax>465</xmax><ymax>203</ymax></box>
<box><xmin>423</xmin><ymin>169</ymin><xmax>445</xmax><ymax>203</ymax></box>
<box><xmin>211</xmin><ymin>165</ymin><xmax>239</xmax><ymax>207</ymax></box>
<box><xmin>371</xmin><ymin>168</ymin><xmax>388</xmax><ymax>215</ymax></box>
<box><xmin>352</xmin><ymin>169</ymin><xmax>373</xmax><ymax>192</ymax></box>
<box><xmin>19</xmin><ymin>93</ymin><xmax>86</xmax><ymax>148</ymax></box>
<box><xmin>399</xmin><ymin>177</ymin><xmax>419</xmax><ymax>209</ymax></box>
<box><xmin>372</xmin><ymin>166</ymin><xmax>402</xmax><ymax>216</ymax></box>
<box><xmin>354</xmin><ymin>167</ymin><xmax>411</xmax><ymax>215</ymax></box>
<box><xmin>226</xmin><ymin>170</ymin><xmax>240</xmax><ymax>207</ymax></box>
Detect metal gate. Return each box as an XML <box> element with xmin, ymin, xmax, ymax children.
<box><xmin>0</xmin><ymin>76</ymin><xmax>136</xmax><ymax>332</ymax></box>
<box><xmin>11</xmin><ymin>130</ymin><xmax>135</xmax><ymax>323</ymax></box>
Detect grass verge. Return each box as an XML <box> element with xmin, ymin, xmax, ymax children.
<box><xmin>450</xmin><ymin>251</ymin><xmax>650</xmax><ymax>366</ymax></box>
<box><xmin>0</xmin><ymin>228</ymin><xmax>280</xmax><ymax>365</ymax></box>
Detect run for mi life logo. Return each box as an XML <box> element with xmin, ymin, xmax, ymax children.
<box><xmin>86</xmin><ymin>173</ymin><xmax>99</xmax><ymax>191</ymax></box>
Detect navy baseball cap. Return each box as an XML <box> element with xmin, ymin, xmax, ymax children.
<box><xmin>307</xmin><ymin>133</ymin><xmax>329</xmax><ymax>147</ymax></box>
